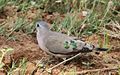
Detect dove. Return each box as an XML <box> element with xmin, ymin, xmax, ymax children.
<box><xmin>36</xmin><ymin>21</ymin><xmax>108</xmax><ymax>59</ymax></box>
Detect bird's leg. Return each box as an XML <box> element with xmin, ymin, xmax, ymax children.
<box><xmin>62</xmin><ymin>57</ymin><xmax>72</xmax><ymax>65</ymax></box>
<box><xmin>62</xmin><ymin>58</ymin><xmax>66</xmax><ymax>61</ymax></box>
<box><xmin>45</xmin><ymin>55</ymin><xmax>57</xmax><ymax>64</ymax></box>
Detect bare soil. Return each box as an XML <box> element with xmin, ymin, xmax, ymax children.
<box><xmin>0</xmin><ymin>4</ymin><xmax>120</xmax><ymax>75</ymax></box>
<box><xmin>0</xmin><ymin>32</ymin><xmax>120</xmax><ymax>75</ymax></box>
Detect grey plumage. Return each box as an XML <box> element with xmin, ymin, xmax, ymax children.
<box><xmin>36</xmin><ymin>21</ymin><xmax>108</xmax><ymax>59</ymax></box>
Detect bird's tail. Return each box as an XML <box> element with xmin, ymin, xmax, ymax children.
<box><xmin>84</xmin><ymin>44</ymin><xmax>108</xmax><ymax>53</ymax></box>
<box><xmin>95</xmin><ymin>47</ymin><xmax>108</xmax><ymax>51</ymax></box>
<box><xmin>73</xmin><ymin>40</ymin><xmax>108</xmax><ymax>53</ymax></box>
<box><xmin>78</xmin><ymin>42</ymin><xmax>108</xmax><ymax>53</ymax></box>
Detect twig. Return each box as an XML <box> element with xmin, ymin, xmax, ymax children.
<box><xmin>31</xmin><ymin>58</ymin><xmax>44</xmax><ymax>75</ymax></box>
<box><xmin>47</xmin><ymin>53</ymin><xmax>81</xmax><ymax>73</ymax></box>
<box><xmin>65</xmin><ymin>67</ymin><xmax>119</xmax><ymax>74</ymax></box>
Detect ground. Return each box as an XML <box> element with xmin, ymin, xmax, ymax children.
<box><xmin>0</xmin><ymin>32</ymin><xmax>120</xmax><ymax>75</ymax></box>
<box><xmin>0</xmin><ymin>0</ymin><xmax>120</xmax><ymax>75</ymax></box>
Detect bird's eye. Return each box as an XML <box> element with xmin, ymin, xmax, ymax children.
<box><xmin>37</xmin><ymin>24</ymin><xmax>39</xmax><ymax>27</ymax></box>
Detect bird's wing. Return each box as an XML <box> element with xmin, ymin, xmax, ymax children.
<box><xmin>44</xmin><ymin>31</ymin><xmax>96</xmax><ymax>54</ymax></box>
<box><xmin>44</xmin><ymin>35</ymin><xmax>80</xmax><ymax>55</ymax></box>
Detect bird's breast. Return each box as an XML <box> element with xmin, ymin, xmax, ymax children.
<box><xmin>37</xmin><ymin>33</ymin><xmax>45</xmax><ymax>49</ymax></box>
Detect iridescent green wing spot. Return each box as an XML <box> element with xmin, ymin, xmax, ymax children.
<box><xmin>64</xmin><ymin>41</ymin><xmax>70</xmax><ymax>49</ymax></box>
<box><xmin>70</xmin><ymin>40</ymin><xmax>77</xmax><ymax>49</ymax></box>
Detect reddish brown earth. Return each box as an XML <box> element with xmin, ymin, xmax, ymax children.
<box><xmin>0</xmin><ymin>4</ymin><xmax>120</xmax><ymax>75</ymax></box>
<box><xmin>0</xmin><ymin>32</ymin><xmax>120</xmax><ymax>75</ymax></box>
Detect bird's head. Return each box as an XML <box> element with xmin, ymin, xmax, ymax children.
<box><xmin>36</xmin><ymin>21</ymin><xmax>50</xmax><ymax>32</ymax></box>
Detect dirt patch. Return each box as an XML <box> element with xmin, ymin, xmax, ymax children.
<box><xmin>0</xmin><ymin>33</ymin><xmax>120</xmax><ymax>75</ymax></box>
<box><xmin>1</xmin><ymin>32</ymin><xmax>45</xmax><ymax>64</ymax></box>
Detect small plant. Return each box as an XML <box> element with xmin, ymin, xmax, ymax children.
<box><xmin>7</xmin><ymin>58</ymin><xmax>27</xmax><ymax>75</ymax></box>
<box><xmin>7</xmin><ymin>18</ymin><xmax>26</xmax><ymax>37</ymax></box>
<box><xmin>118</xmin><ymin>66</ymin><xmax>120</xmax><ymax>75</ymax></box>
<box><xmin>59</xmin><ymin>67</ymin><xmax>77</xmax><ymax>75</ymax></box>
<box><xmin>0</xmin><ymin>26</ymin><xmax>6</xmax><ymax>36</ymax></box>
<box><xmin>18</xmin><ymin>58</ymin><xmax>27</xmax><ymax>75</ymax></box>
<box><xmin>0</xmin><ymin>0</ymin><xmax>8</xmax><ymax>12</ymax></box>
<box><xmin>0</xmin><ymin>48</ymin><xmax>13</xmax><ymax>69</ymax></box>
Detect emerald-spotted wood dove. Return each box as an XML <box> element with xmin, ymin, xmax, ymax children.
<box><xmin>36</xmin><ymin>21</ymin><xmax>107</xmax><ymax>59</ymax></box>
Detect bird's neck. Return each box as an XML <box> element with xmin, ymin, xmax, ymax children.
<box><xmin>37</xmin><ymin>29</ymin><xmax>50</xmax><ymax>38</ymax></box>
